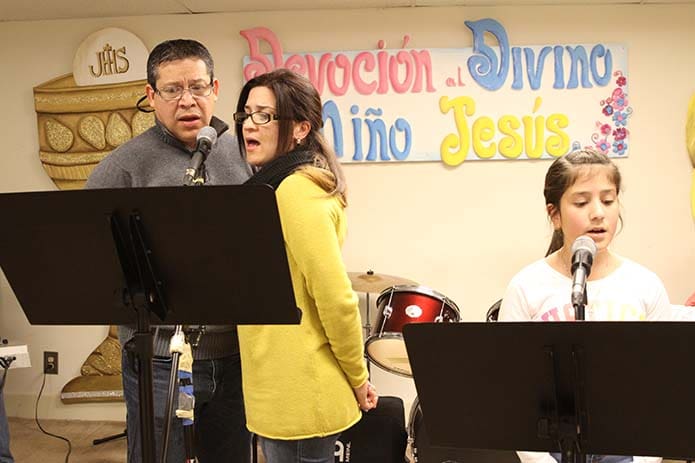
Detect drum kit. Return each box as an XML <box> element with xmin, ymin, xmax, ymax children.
<box><xmin>348</xmin><ymin>270</ymin><xmax>462</xmax><ymax>461</ymax></box>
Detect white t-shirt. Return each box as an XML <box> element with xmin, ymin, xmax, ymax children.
<box><xmin>500</xmin><ymin>257</ymin><xmax>692</xmax><ymax>323</ymax></box>
<box><xmin>499</xmin><ymin>257</ymin><xmax>693</xmax><ymax>463</ymax></box>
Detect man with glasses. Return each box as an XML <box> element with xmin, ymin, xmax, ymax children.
<box><xmin>86</xmin><ymin>39</ymin><xmax>252</xmax><ymax>462</ymax></box>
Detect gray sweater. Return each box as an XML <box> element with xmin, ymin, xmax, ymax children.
<box><xmin>86</xmin><ymin>116</ymin><xmax>252</xmax><ymax>359</ymax></box>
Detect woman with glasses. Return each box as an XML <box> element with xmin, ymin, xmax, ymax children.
<box><xmin>234</xmin><ymin>68</ymin><xmax>378</xmax><ymax>463</ymax></box>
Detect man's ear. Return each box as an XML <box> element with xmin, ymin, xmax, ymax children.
<box><xmin>145</xmin><ymin>84</ymin><xmax>156</xmax><ymax>107</ymax></box>
<box><xmin>211</xmin><ymin>78</ymin><xmax>220</xmax><ymax>101</ymax></box>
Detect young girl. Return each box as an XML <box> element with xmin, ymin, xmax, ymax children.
<box><xmin>498</xmin><ymin>148</ymin><xmax>694</xmax><ymax>463</ymax></box>
<box><xmin>233</xmin><ymin>69</ymin><xmax>378</xmax><ymax>463</ymax></box>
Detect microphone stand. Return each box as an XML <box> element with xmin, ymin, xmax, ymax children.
<box><xmin>160</xmin><ymin>162</ymin><xmax>207</xmax><ymax>463</ymax></box>
<box><xmin>569</xmin><ymin>255</ymin><xmax>588</xmax><ymax>463</ymax></box>
<box><xmin>574</xmin><ymin>289</ymin><xmax>587</xmax><ymax>321</ymax></box>
<box><xmin>161</xmin><ymin>326</ymin><xmax>196</xmax><ymax>463</ymax></box>
<box><xmin>570</xmin><ymin>236</ymin><xmax>595</xmax><ymax>323</ymax></box>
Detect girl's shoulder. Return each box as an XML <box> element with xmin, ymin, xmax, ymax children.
<box><xmin>509</xmin><ymin>258</ymin><xmax>567</xmax><ymax>286</ymax></box>
<box><xmin>605</xmin><ymin>256</ymin><xmax>663</xmax><ymax>285</ymax></box>
<box><xmin>519</xmin><ymin>257</ymin><xmax>563</xmax><ymax>277</ymax></box>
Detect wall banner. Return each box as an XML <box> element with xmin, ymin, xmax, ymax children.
<box><xmin>241</xmin><ymin>18</ymin><xmax>631</xmax><ymax>165</ymax></box>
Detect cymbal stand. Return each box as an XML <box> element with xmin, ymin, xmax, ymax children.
<box><xmin>362</xmin><ymin>268</ymin><xmax>375</xmax><ymax>340</ymax></box>
<box><xmin>364</xmin><ymin>292</ymin><xmax>372</xmax><ymax>339</ymax></box>
<box><xmin>364</xmin><ymin>291</ymin><xmax>371</xmax><ymax>374</ymax></box>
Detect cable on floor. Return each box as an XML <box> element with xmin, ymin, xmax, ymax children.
<box><xmin>34</xmin><ymin>372</ymin><xmax>72</xmax><ymax>463</ymax></box>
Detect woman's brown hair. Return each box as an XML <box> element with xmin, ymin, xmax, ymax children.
<box><xmin>235</xmin><ymin>69</ymin><xmax>347</xmax><ymax>205</ymax></box>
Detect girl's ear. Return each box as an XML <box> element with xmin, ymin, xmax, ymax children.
<box><xmin>547</xmin><ymin>203</ymin><xmax>561</xmax><ymax>230</ymax></box>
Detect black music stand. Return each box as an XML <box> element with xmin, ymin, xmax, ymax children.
<box><xmin>0</xmin><ymin>185</ymin><xmax>301</xmax><ymax>463</ymax></box>
<box><xmin>403</xmin><ymin>322</ymin><xmax>695</xmax><ymax>462</ymax></box>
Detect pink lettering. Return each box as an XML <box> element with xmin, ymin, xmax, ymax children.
<box><xmin>239</xmin><ymin>27</ymin><xmax>284</xmax><ymax>80</ymax></box>
<box><xmin>410</xmin><ymin>50</ymin><xmax>437</xmax><ymax>93</ymax></box>
<box><xmin>389</xmin><ymin>50</ymin><xmax>414</xmax><ymax>93</ymax></box>
<box><xmin>239</xmin><ymin>28</ymin><xmax>436</xmax><ymax>96</ymax></box>
<box><xmin>352</xmin><ymin>52</ymin><xmax>377</xmax><ymax>95</ymax></box>
<box><xmin>284</xmin><ymin>54</ymin><xmax>308</xmax><ymax>76</ymax></box>
<box><xmin>327</xmin><ymin>53</ymin><xmax>351</xmax><ymax>96</ymax></box>
<box><xmin>541</xmin><ymin>308</ymin><xmax>562</xmax><ymax>321</ymax></box>
<box><xmin>304</xmin><ymin>54</ymin><xmax>332</xmax><ymax>95</ymax></box>
<box><xmin>376</xmin><ymin>50</ymin><xmax>389</xmax><ymax>94</ymax></box>
<box><xmin>562</xmin><ymin>303</ymin><xmax>575</xmax><ymax>321</ymax></box>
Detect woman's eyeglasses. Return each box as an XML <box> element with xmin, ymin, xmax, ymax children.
<box><xmin>233</xmin><ymin>111</ymin><xmax>281</xmax><ymax>125</ymax></box>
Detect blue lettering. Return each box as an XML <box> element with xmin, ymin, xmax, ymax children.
<box><xmin>590</xmin><ymin>44</ymin><xmax>612</xmax><ymax>87</ymax></box>
<box><xmin>464</xmin><ymin>20</ymin><xmax>615</xmax><ymax>91</ymax></box>
<box><xmin>511</xmin><ymin>47</ymin><xmax>523</xmax><ymax>90</ymax></box>
<box><xmin>322</xmin><ymin>100</ymin><xmax>343</xmax><ymax>157</ymax></box>
<box><xmin>525</xmin><ymin>46</ymin><xmax>552</xmax><ymax>91</ymax></box>
<box><xmin>389</xmin><ymin>118</ymin><xmax>412</xmax><ymax>160</ymax></box>
<box><xmin>365</xmin><ymin>117</ymin><xmax>389</xmax><ymax>161</ymax></box>
<box><xmin>465</xmin><ymin>18</ymin><xmax>509</xmax><ymax>91</ymax></box>
<box><xmin>350</xmin><ymin>104</ymin><xmax>364</xmax><ymax>161</ymax></box>
<box><xmin>565</xmin><ymin>45</ymin><xmax>592</xmax><ymax>89</ymax></box>
<box><xmin>553</xmin><ymin>46</ymin><xmax>565</xmax><ymax>89</ymax></box>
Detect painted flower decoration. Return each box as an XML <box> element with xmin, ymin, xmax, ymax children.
<box><xmin>596</xmin><ymin>139</ymin><xmax>611</xmax><ymax>154</ymax></box>
<box><xmin>588</xmin><ymin>69</ymin><xmax>631</xmax><ymax>157</ymax></box>
<box><xmin>613</xmin><ymin>127</ymin><xmax>628</xmax><ymax>141</ymax></box>
<box><xmin>613</xmin><ymin>96</ymin><xmax>627</xmax><ymax>111</ymax></box>
<box><xmin>610</xmin><ymin>88</ymin><xmax>627</xmax><ymax>111</ymax></box>
<box><xmin>613</xmin><ymin>140</ymin><xmax>627</xmax><ymax>155</ymax></box>
<box><xmin>612</xmin><ymin>111</ymin><xmax>627</xmax><ymax>127</ymax></box>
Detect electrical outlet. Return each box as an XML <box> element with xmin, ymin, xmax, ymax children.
<box><xmin>43</xmin><ymin>351</ymin><xmax>58</xmax><ymax>374</ymax></box>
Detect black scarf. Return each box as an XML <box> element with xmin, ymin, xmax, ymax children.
<box><xmin>243</xmin><ymin>150</ymin><xmax>316</xmax><ymax>190</ymax></box>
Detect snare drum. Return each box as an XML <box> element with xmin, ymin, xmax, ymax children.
<box><xmin>365</xmin><ymin>285</ymin><xmax>460</xmax><ymax>377</ymax></box>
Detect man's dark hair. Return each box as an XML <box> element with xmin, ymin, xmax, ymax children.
<box><xmin>147</xmin><ymin>39</ymin><xmax>214</xmax><ymax>88</ymax></box>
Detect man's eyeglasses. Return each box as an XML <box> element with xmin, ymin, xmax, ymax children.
<box><xmin>155</xmin><ymin>82</ymin><xmax>214</xmax><ymax>101</ymax></box>
<box><xmin>233</xmin><ymin>111</ymin><xmax>281</xmax><ymax>125</ymax></box>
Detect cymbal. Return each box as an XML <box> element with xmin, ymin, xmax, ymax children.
<box><xmin>348</xmin><ymin>270</ymin><xmax>417</xmax><ymax>293</ymax></box>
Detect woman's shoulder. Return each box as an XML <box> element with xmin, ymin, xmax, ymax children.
<box><xmin>277</xmin><ymin>170</ymin><xmax>324</xmax><ymax>194</ymax></box>
<box><xmin>278</xmin><ymin>168</ymin><xmax>341</xmax><ymax>200</ymax></box>
<box><xmin>275</xmin><ymin>171</ymin><xmax>343</xmax><ymax>219</ymax></box>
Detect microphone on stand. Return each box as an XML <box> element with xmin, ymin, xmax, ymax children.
<box><xmin>184</xmin><ymin>126</ymin><xmax>217</xmax><ymax>186</ymax></box>
<box><xmin>570</xmin><ymin>235</ymin><xmax>597</xmax><ymax>320</ymax></box>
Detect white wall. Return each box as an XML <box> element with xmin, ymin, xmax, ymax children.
<box><xmin>1</xmin><ymin>4</ymin><xmax>694</xmax><ymax>420</ymax></box>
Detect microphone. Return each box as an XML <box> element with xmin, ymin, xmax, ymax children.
<box><xmin>184</xmin><ymin>126</ymin><xmax>217</xmax><ymax>186</ymax></box>
<box><xmin>570</xmin><ymin>235</ymin><xmax>597</xmax><ymax>320</ymax></box>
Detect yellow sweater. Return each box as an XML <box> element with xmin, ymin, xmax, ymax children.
<box><xmin>238</xmin><ymin>172</ymin><xmax>369</xmax><ymax>440</ymax></box>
